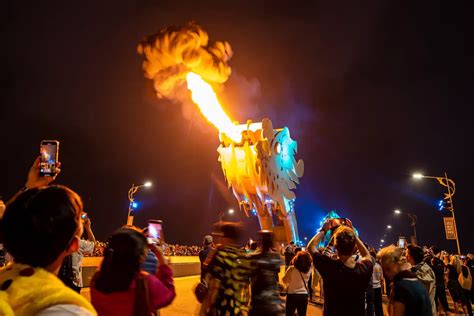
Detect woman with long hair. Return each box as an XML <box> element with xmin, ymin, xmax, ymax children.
<box><xmin>282</xmin><ymin>250</ymin><xmax>312</xmax><ymax>316</ymax></box>
<box><xmin>91</xmin><ymin>227</ymin><xmax>175</xmax><ymax>315</ymax></box>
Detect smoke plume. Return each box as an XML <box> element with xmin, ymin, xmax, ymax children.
<box><xmin>137</xmin><ymin>22</ymin><xmax>233</xmax><ymax>99</ymax></box>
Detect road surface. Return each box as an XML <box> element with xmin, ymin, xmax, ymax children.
<box><xmin>82</xmin><ymin>274</ymin><xmax>322</xmax><ymax>315</ymax></box>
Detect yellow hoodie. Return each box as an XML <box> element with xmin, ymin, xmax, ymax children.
<box><xmin>0</xmin><ymin>263</ymin><xmax>96</xmax><ymax>316</ymax></box>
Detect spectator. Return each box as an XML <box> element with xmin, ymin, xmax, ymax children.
<box><xmin>460</xmin><ymin>257</ymin><xmax>473</xmax><ymax>313</ymax></box>
<box><xmin>371</xmin><ymin>251</ymin><xmax>384</xmax><ymax>316</ymax></box>
<box><xmin>307</xmin><ymin>221</ymin><xmax>373</xmax><ymax>316</ymax></box>
<box><xmin>284</xmin><ymin>241</ymin><xmax>296</xmax><ymax>268</ymax></box>
<box><xmin>200</xmin><ymin>222</ymin><xmax>252</xmax><ymax>316</ymax></box>
<box><xmin>75</xmin><ymin>218</ymin><xmax>96</xmax><ymax>290</ymax></box>
<box><xmin>446</xmin><ymin>255</ymin><xmax>471</xmax><ymax>315</ymax></box>
<box><xmin>141</xmin><ymin>227</ymin><xmax>158</xmax><ymax>275</ymax></box>
<box><xmin>467</xmin><ymin>253</ymin><xmax>474</xmax><ymax>304</ymax></box>
<box><xmin>59</xmin><ymin>216</ymin><xmax>95</xmax><ymax>292</ymax></box>
<box><xmin>249</xmin><ymin>230</ymin><xmax>284</xmax><ymax>316</ymax></box>
<box><xmin>427</xmin><ymin>246</ymin><xmax>451</xmax><ymax>314</ymax></box>
<box><xmin>198</xmin><ymin>235</ymin><xmax>214</xmax><ymax>281</ymax></box>
<box><xmin>0</xmin><ymin>185</ymin><xmax>96</xmax><ymax>315</ymax></box>
<box><xmin>406</xmin><ymin>244</ymin><xmax>436</xmax><ymax>316</ymax></box>
<box><xmin>91</xmin><ymin>227</ymin><xmax>175</xmax><ymax>315</ymax></box>
<box><xmin>282</xmin><ymin>250</ymin><xmax>312</xmax><ymax>316</ymax></box>
<box><xmin>377</xmin><ymin>245</ymin><xmax>432</xmax><ymax>316</ymax></box>
<box><xmin>309</xmin><ymin>266</ymin><xmax>322</xmax><ymax>303</ymax></box>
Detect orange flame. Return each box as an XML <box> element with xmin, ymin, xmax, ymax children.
<box><xmin>186</xmin><ymin>72</ymin><xmax>241</xmax><ymax>142</ymax></box>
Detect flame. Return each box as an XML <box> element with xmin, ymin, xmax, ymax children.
<box><xmin>186</xmin><ymin>72</ymin><xmax>241</xmax><ymax>142</ymax></box>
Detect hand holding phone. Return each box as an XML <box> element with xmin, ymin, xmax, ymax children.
<box><xmin>25</xmin><ymin>156</ymin><xmax>61</xmax><ymax>189</ymax></box>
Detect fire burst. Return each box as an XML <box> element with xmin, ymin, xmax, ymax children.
<box><xmin>185</xmin><ymin>73</ymin><xmax>241</xmax><ymax>143</ymax></box>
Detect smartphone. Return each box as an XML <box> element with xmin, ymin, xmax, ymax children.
<box><xmin>398</xmin><ymin>237</ymin><xmax>407</xmax><ymax>248</ymax></box>
<box><xmin>40</xmin><ymin>140</ymin><xmax>59</xmax><ymax>177</ymax></box>
<box><xmin>147</xmin><ymin>220</ymin><xmax>163</xmax><ymax>244</ymax></box>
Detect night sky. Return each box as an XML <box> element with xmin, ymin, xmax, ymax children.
<box><xmin>2</xmin><ymin>1</ymin><xmax>473</xmax><ymax>253</ymax></box>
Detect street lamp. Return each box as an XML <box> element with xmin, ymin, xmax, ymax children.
<box><xmin>394</xmin><ymin>209</ymin><xmax>418</xmax><ymax>245</ymax></box>
<box><xmin>126</xmin><ymin>181</ymin><xmax>152</xmax><ymax>226</ymax></box>
<box><xmin>412</xmin><ymin>172</ymin><xmax>460</xmax><ymax>254</ymax></box>
<box><xmin>218</xmin><ymin>208</ymin><xmax>235</xmax><ymax>223</ymax></box>
<box><xmin>144</xmin><ymin>181</ymin><xmax>152</xmax><ymax>187</ymax></box>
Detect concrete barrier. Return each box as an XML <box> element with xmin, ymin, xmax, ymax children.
<box><xmin>82</xmin><ymin>256</ymin><xmax>201</xmax><ymax>287</ymax></box>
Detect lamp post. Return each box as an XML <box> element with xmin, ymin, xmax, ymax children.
<box><xmin>412</xmin><ymin>172</ymin><xmax>460</xmax><ymax>254</ymax></box>
<box><xmin>126</xmin><ymin>181</ymin><xmax>152</xmax><ymax>226</ymax></box>
<box><xmin>394</xmin><ymin>209</ymin><xmax>418</xmax><ymax>245</ymax></box>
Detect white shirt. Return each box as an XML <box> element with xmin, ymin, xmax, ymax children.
<box><xmin>372</xmin><ymin>262</ymin><xmax>383</xmax><ymax>289</ymax></box>
<box><xmin>282</xmin><ymin>266</ymin><xmax>311</xmax><ymax>294</ymax></box>
<box><xmin>72</xmin><ymin>239</ymin><xmax>94</xmax><ymax>287</ymax></box>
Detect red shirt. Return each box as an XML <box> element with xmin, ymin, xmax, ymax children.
<box><xmin>91</xmin><ymin>265</ymin><xmax>175</xmax><ymax>315</ymax></box>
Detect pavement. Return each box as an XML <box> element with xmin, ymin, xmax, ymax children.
<box><xmin>81</xmin><ymin>274</ymin><xmax>323</xmax><ymax>315</ymax></box>
<box><xmin>159</xmin><ymin>275</ymin><xmax>322</xmax><ymax>316</ymax></box>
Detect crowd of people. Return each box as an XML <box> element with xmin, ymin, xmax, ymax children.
<box><xmin>0</xmin><ymin>156</ymin><xmax>473</xmax><ymax>316</ymax></box>
<box><xmin>163</xmin><ymin>244</ymin><xmax>202</xmax><ymax>256</ymax></box>
<box><xmin>83</xmin><ymin>242</ymin><xmax>202</xmax><ymax>257</ymax></box>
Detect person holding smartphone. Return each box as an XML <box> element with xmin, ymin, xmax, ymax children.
<box><xmin>0</xmin><ymin>161</ymin><xmax>96</xmax><ymax>316</ymax></box>
<box><xmin>72</xmin><ymin>216</ymin><xmax>96</xmax><ymax>290</ymax></box>
<box><xmin>306</xmin><ymin>219</ymin><xmax>373</xmax><ymax>316</ymax></box>
<box><xmin>91</xmin><ymin>227</ymin><xmax>175</xmax><ymax>315</ymax></box>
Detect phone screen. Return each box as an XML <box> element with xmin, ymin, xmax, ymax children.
<box><xmin>398</xmin><ymin>237</ymin><xmax>406</xmax><ymax>248</ymax></box>
<box><xmin>148</xmin><ymin>221</ymin><xmax>162</xmax><ymax>240</ymax></box>
<box><xmin>40</xmin><ymin>140</ymin><xmax>59</xmax><ymax>176</ymax></box>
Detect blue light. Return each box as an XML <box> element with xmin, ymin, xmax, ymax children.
<box><xmin>131</xmin><ymin>202</ymin><xmax>139</xmax><ymax>209</ymax></box>
<box><xmin>438</xmin><ymin>200</ymin><xmax>445</xmax><ymax>211</ymax></box>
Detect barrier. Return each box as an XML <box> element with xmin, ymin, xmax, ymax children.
<box><xmin>82</xmin><ymin>256</ymin><xmax>201</xmax><ymax>287</ymax></box>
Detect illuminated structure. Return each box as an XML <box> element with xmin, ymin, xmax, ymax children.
<box><xmin>185</xmin><ymin>72</ymin><xmax>304</xmax><ymax>243</ymax></box>
<box><xmin>217</xmin><ymin>119</ymin><xmax>304</xmax><ymax>243</ymax></box>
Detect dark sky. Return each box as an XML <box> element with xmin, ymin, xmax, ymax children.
<box><xmin>2</xmin><ymin>1</ymin><xmax>473</xmax><ymax>253</ymax></box>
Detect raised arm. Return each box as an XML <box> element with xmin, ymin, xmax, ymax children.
<box><xmin>84</xmin><ymin>218</ymin><xmax>96</xmax><ymax>244</ymax></box>
<box><xmin>6</xmin><ymin>157</ymin><xmax>61</xmax><ymax>206</ymax></box>
<box><xmin>307</xmin><ymin>221</ymin><xmax>332</xmax><ymax>254</ymax></box>
<box><xmin>355</xmin><ymin>236</ymin><xmax>371</xmax><ymax>261</ymax></box>
<box><xmin>148</xmin><ymin>244</ymin><xmax>175</xmax><ymax>308</ymax></box>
